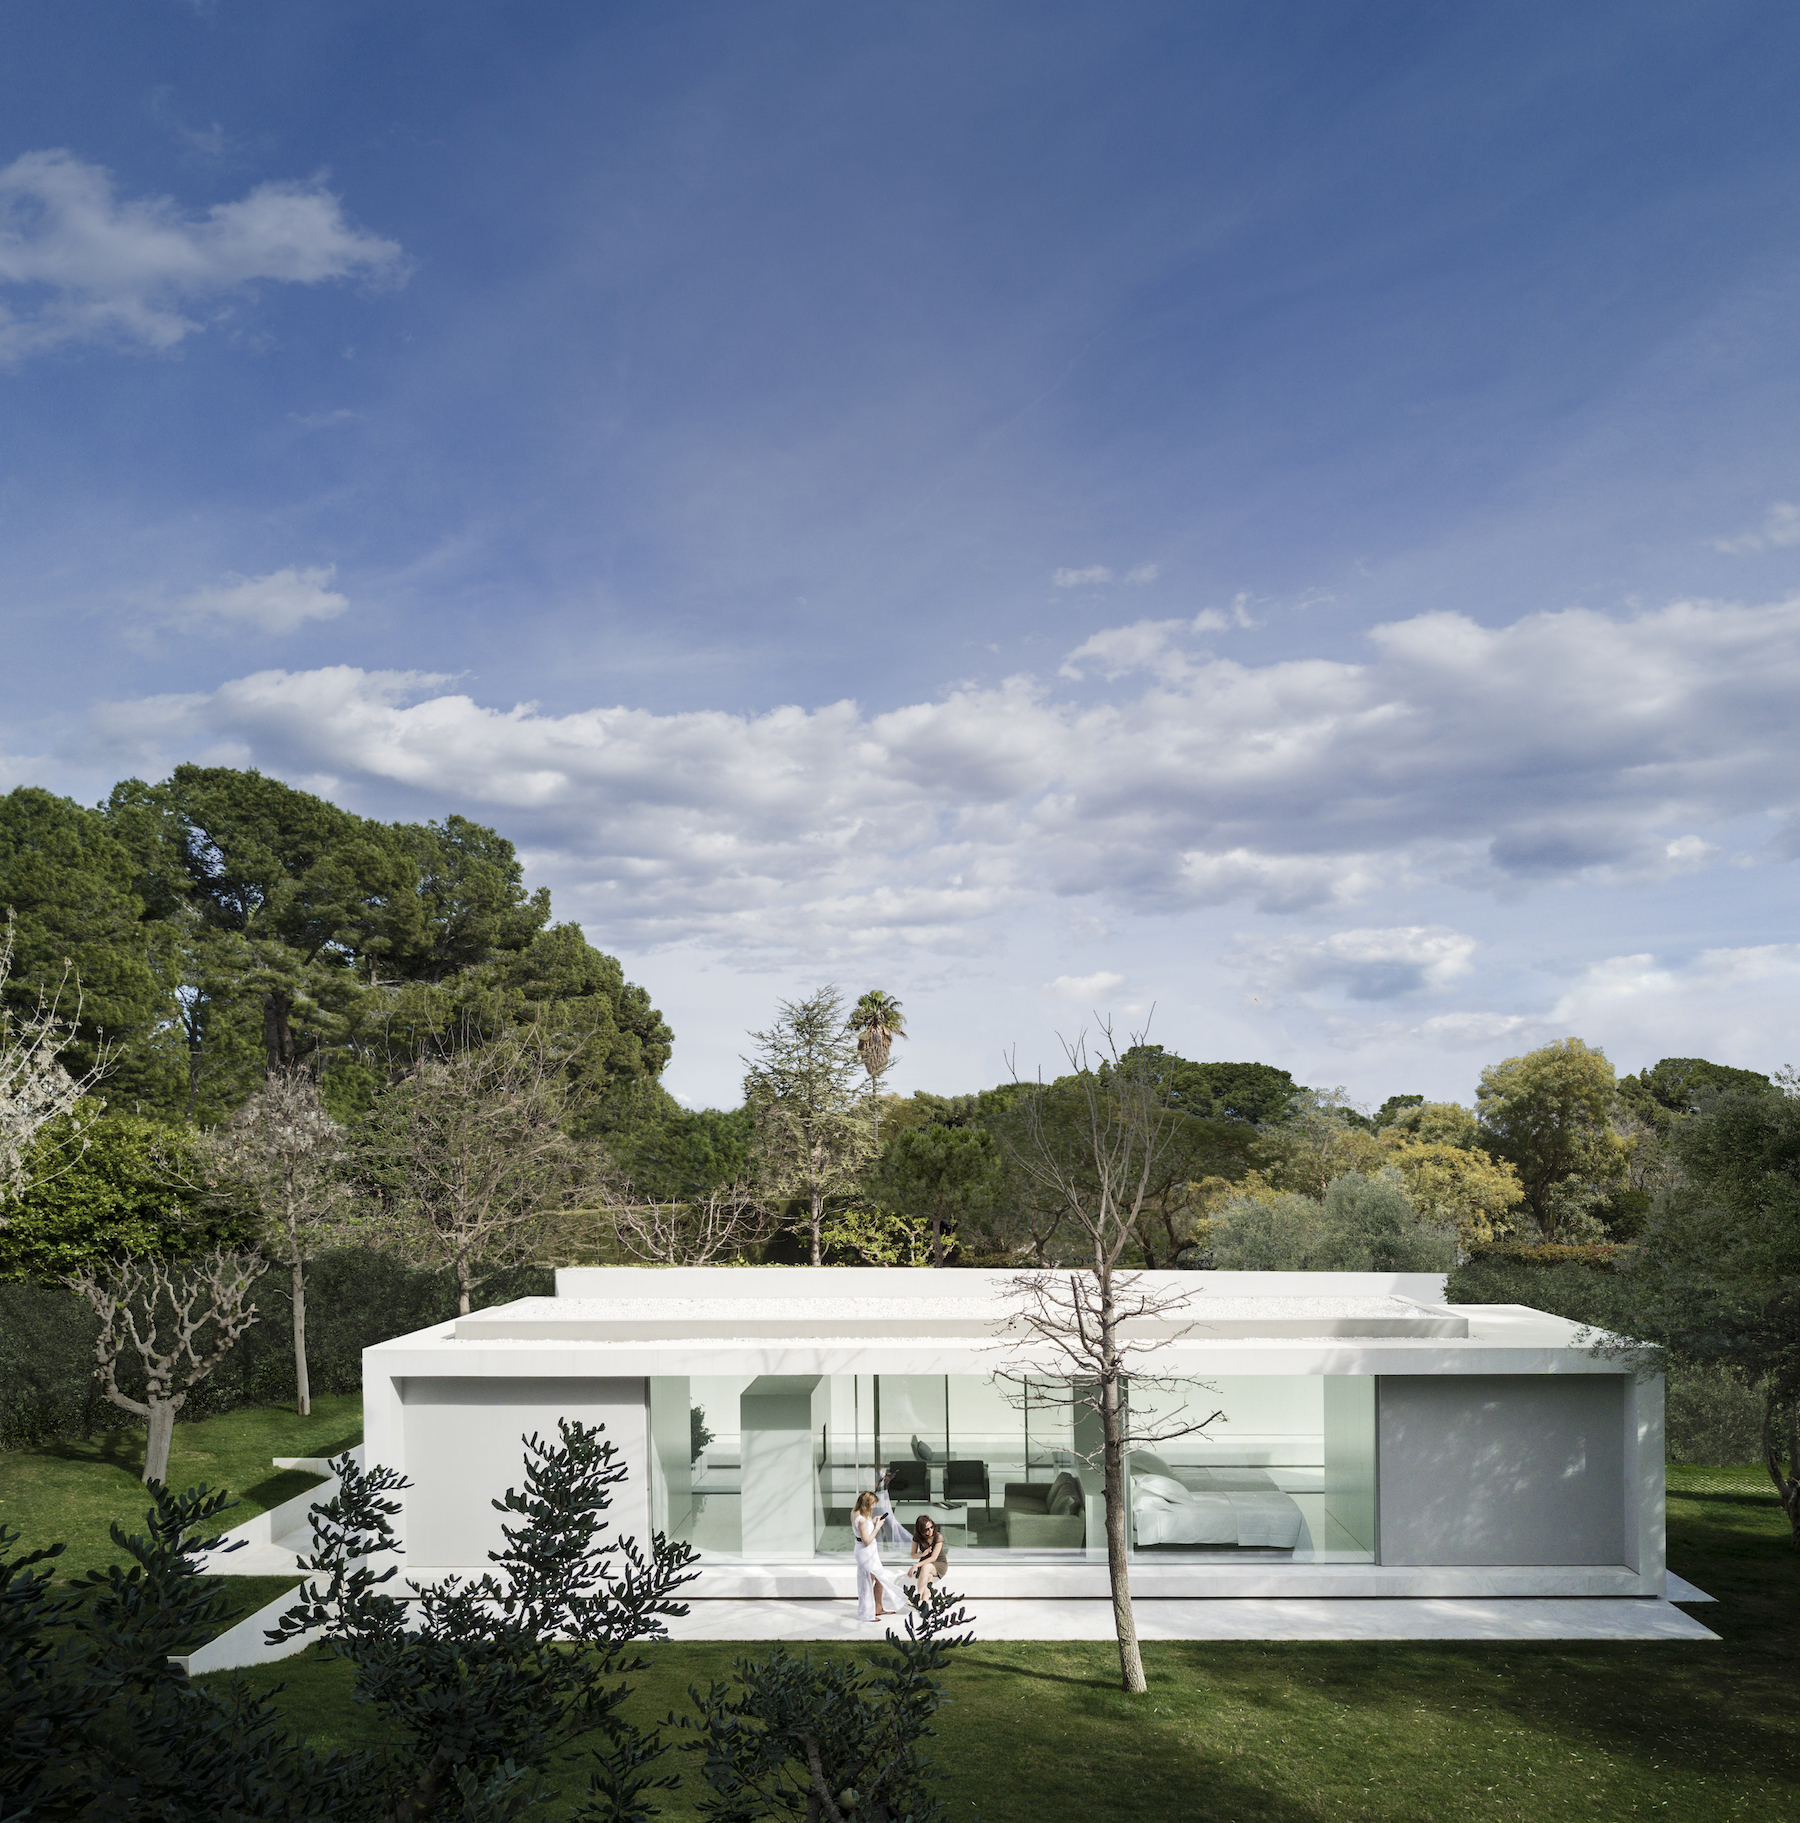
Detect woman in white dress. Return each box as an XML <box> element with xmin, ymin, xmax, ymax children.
<box><xmin>853</xmin><ymin>1490</ymin><xmax>906</xmax><ymax>1622</ymax></box>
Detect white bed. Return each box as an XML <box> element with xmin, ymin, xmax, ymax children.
<box><xmin>1129</xmin><ymin>1458</ymin><xmax>1307</xmax><ymax>1550</ymax></box>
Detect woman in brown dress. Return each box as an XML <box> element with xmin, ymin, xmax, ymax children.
<box><xmin>908</xmin><ymin>1513</ymin><xmax>948</xmax><ymax>1601</ymax></box>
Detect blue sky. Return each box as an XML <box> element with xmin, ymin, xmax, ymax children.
<box><xmin>4</xmin><ymin>1</ymin><xmax>1800</xmax><ymax>1108</ymax></box>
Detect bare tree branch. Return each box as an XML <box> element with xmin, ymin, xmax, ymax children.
<box><xmin>989</xmin><ymin>1017</ymin><xmax>1199</xmax><ymax>1695</ymax></box>
<box><xmin>603</xmin><ymin>1177</ymin><xmax>771</xmax><ymax>1265</ymax></box>
<box><xmin>67</xmin><ymin>1248</ymin><xmax>267</xmax><ymax>1484</ymax></box>
<box><xmin>203</xmin><ymin>1069</ymin><xmax>355</xmax><ymax>1415</ymax></box>
<box><xmin>359</xmin><ymin>1029</ymin><xmax>599</xmax><ymax>1314</ymax></box>
<box><xmin>0</xmin><ymin>912</ymin><xmax>107</xmax><ymax>1207</ymax></box>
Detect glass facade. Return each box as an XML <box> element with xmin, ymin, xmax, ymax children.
<box><xmin>647</xmin><ymin>1372</ymin><xmax>1377</xmax><ymax>1564</ymax></box>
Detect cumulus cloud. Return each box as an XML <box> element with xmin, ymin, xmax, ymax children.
<box><xmin>1053</xmin><ymin>565</ymin><xmax>1111</xmax><ymax>587</ymax></box>
<box><xmin>1042</xmin><ymin>971</ymin><xmax>1125</xmax><ymax>1001</ymax></box>
<box><xmin>1546</xmin><ymin>944</ymin><xmax>1800</xmax><ymax>1075</ymax></box>
<box><xmin>77</xmin><ymin>592</ymin><xmax>1800</xmax><ymax>959</ymax></box>
<box><xmin>1714</xmin><ymin>502</ymin><xmax>1800</xmax><ymax>555</ymax></box>
<box><xmin>1060</xmin><ymin>599</ymin><xmax>1254</xmax><ymax>677</ymax></box>
<box><xmin>1230</xmin><ymin>926</ymin><xmax>1479</xmax><ymax>1000</ymax></box>
<box><xmin>167</xmin><ymin>565</ymin><xmax>350</xmax><ymax>634</ymax></box>
<box><xmin>0</xmin><ymin>150</ymin><xmax>404</xmax><ymax>361</ymax></box>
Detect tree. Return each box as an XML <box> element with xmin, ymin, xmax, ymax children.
<box><xmin>867</xmin><ymin>1124</ymin><xmax>1003</xmax><ymax>1266</ymax></box>
<box><xmin>1383</xmin><ymin>1100</ymin><xmax>1481</xmax><ymax>1148</ymax></box>
<box><xmin>0</xmin><ymin>786</ymin><xmax>162</xmax><ymax>1084</ymax></box>
<box><xmin>2</xmin><ymin>1483</ymin><xmax>363</xmax><ymax>1819</ymax></box>
<box><xmin>1477</xmin><ymin>1038</ymin><xmax>1627</xmax><ymax>1240</ymax></box>
<box><xmin>995</xmin><ymin>1025</ymin><xmax>1212</xmax><ymax>1694</ymax></box>
<box><xmin>206</xmin><ymin>1071</ymin><xmax>354</xmax><ymax>1416</ymax></box>
<box><xmin>679</xmin><ymin>1586</ymin><xmax>975</xmax><ymax>1823</ymax></box>
<box><xmin>374</xmin><ymin>922</ymin><xmax>674</xmax><ymax>1106</ymax></box>
<box><xmin>1263</xmin><ymin>1089</ymin><xmax>1386</xmax><ymax>1199</ymax></box>
<box><xmin>744</xmin><ymin>987</ymin><xmax>877</xmax><ymax>1265</ymax></box>
<box><xmin>272</xmin><ymin>1419</ymin><xmax>697</xmax><ymax>1819</ymax></box>
<box><xmin>1209</xmin><ymin>1171</ymin><xmax>1457</xmax><ymax>1271</ymax></box>
<box><xmin>1377</xmin><ymin>1138</ymin><xmax>1522</xmax><ymax>1247</ymax></box>
<box><xmin>603</xmin><ymin>1177</ymin><xmax>770</xmax><ymax>1265</ymax></box>
<box><xmin>359</xmin><ymin>1031</ymin><xmax>598</xmax><ymax>1315</ymax></box>
<box><xmin>0</xmin><ymin>915</ymin><xmax>105</xmax><ymax>1206</ymax></box>
<box><xmin>0</xmin><ymin>1109</ymin><xmax>243</xmax><ymax>1282</ymax></box>
<box><xmin>67</xmin><ymin>1248</ymin><xmax>266</xmax><ymax>1484</ymax></box>
<box><xmin>1615</xmin><ymin>1081</ymin><xmax>1800</xmax><ymax>1540</ymax></box>
<box><xmin>849</xmin><ymin>989</ymin><xmax>907</xmax><ymax>1119</ymax></box>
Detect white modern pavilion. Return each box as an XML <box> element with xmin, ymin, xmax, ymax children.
<box><xmin>363</xmin><ymin>1266</ymin><xmax>1666</xmax><ymax>1607</ymax></box>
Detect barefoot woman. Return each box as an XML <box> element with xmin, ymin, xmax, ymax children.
<box><xmin>908</xmin><ymin>1514</ymin><xmax>948</xmax><ymax>1603</ymax></box>
<box><xmin>854</xmin><ymin>1490</ymin><xmax>905</xmax><ymax>1622</ymax></box>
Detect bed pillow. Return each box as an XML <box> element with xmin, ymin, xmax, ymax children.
<box><xmin>1129</xmin><ymin>1451</ymin><xmax>1173</xmax><ymax>1479</ymax></box>
<box><xmin>1131</xmin><ymin>1473</ymin><xmax>1189</xmax><ymax>1504</ymax></box>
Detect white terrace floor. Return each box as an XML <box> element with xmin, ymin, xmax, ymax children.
<box><xmin>662</xmin><ymin>1589</ymin><xmax>1717</xmax><ymax>1643</ymax></box>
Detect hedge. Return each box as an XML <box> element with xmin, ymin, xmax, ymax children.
<box><xmin>0</xmin><ymin>1247</ymin><xmax>553</xmax><ymax>1451</ymax></box>
<box><xmin>1461</xmin><ymin>1243</ymin><xmax>1631</xmax><ymax>1270</ymax></box>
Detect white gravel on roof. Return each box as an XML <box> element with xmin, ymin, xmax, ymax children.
<box><xmin>460</xmin><ymin>1293</ymin><xmax>1438</xmax><ymax>1323</ymax></box>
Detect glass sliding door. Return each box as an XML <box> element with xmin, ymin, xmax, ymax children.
<box><xmin>647</xmin><ymin>1371</ymin><xmax>1375</xmax><ymax>1564</ymax></box>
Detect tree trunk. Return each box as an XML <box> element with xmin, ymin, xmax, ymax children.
<box><xmin>1766</xmin><ymin>1394</ymin><xmax>1800</xmax><ymax>1546</ymax></box>
<box><xmin>1099</xmin><ymin>1295</ymin><xmax>1146</xmax><ymax>1692</ymax></box>
<box><xmin>143</xmin><ymin>1401</ymin><xmax>177</xmax><ymax>1486</ymax></box>
<box><xmin>931</xmin><ymin>1203</ymin><xmax>943</xmax><ymax>1268</ymax></box>
<box><xmin>291</xmin><ymin>1251</ymin><xmax>311</xmax><ymax>1417</ymax></box>
<box><xmin>810</xmin><ymin>1191</ymin><xmax>823</xmax><ymax>1266</ymax></box>
<box><xmin>456</xmin><ymin>1253</ymin><xmax>473</xmax><ymax>1317</ymax></box>
<box><xmin>262</xmin><ymin>993</ymin><xmax>294</xmax><ymax>1072</ymax></box>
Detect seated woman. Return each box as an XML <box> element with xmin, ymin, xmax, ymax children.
<box><xmin>908</xmin><ymin>1514</ymin><xmax>948</xmax><ymax>1602</ymax></box>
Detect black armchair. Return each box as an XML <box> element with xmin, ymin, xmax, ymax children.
<box><xmin>886</xmin><ymin>1460</ymin><xmax>930</xmax><ymax>1502</ymax></box>
<box><xmin>942</xmin><ymin>1459</ymin><xmax>990</xmax><ymax>1511</ymax></box>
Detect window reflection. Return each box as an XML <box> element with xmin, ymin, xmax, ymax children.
<box><xmin>646</xmin><ymin>1372</ymin><xmax>1376</xmax><ymax>1564</ymax></box>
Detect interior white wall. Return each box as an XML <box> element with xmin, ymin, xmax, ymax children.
<box><xmin>1323</xmin><ymin>1376</ymin><xmax>1377</xmax><ymax>1551</ymax></box>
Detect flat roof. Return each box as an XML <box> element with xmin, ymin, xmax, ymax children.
<box><xmin>454</xmin><ymin>1291</ymin><xmax>1471</xmax><ymax>1343</ymax></box>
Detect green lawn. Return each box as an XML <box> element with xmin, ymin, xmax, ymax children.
<box><xmin>0</xmin><ymin>1393</ymin><xmax>362</xmax><ymax>1584</ymax></box>
<box><xmin>185</xmin><ymin>1459</ymin><xmax>1797</xmax><ymax>1822</ymax></box>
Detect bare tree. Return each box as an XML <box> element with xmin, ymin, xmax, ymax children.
<box><xmin>605</xmin><ymin>1178</ymin><xmax>771</xmax><ymax>1265</ymax></box>
<box><xmin>68</xmin><ymin>1249</ymin><xmax>267</xmax><ymax>1484</ymax></box>
<box><xmin>0</xmin><ymin>913</ymin><xmax>106</xmax><ymax>1203</ymax></box>
<box><xmin>205</xmin><ymin>1070</ymin><xmax>354</xmax><ymax>1416</ymax></box>
<box><xmin>361</xmin><ymin>1033</ymin><xmax>598</xmax><ymax>1314</ymax></box>
<box><xmin>744</xmin><ymin>987</ymin><xmax>877</xmax><ymax>1265</ymax></box>
<box><xmin>992</xmin><ymin>1022</ymin><xmax>1217</xmax><ymax>1694</ymax></box>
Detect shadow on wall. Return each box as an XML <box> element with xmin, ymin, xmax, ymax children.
<box><xmin>1378</xmin><ymin>1376</ymin><xmax>1626</xmax><ymax>1567</ymax></box>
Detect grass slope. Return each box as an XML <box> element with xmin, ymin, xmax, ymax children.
<box><xmin>194</xmin><ymin>1461</ymin><xmax>1798</xmax><ymax>1822</ymax></box>
<box><xmin>0</xmin><ymin>1393</ymin><xmax>362</xmax><ymax>1584</ymax></box>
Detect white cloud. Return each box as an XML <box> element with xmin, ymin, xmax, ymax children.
<box><xmin>1713</xmin><ymin>501</ymin><xmax>1800</xmax><ymax>554</ymax></box>
<box><xmin>1042</xmin><ymin>971</ymin><xmax>1125</xmax><ymax>1001</ymax></box>
<box><xmin>168</xmin><ymin>565</ymin><xmax>350</xmax><ymax>634</ymax></box>
<box><xmin>1059</xmin><ymin>617</ymin><xmax>1188</xmax><ymax>680</ymax></box>
<box><xmin>1061</xmin><ymin>599</ymin><xmax>1254</xmax><ymax>675</ymax></box>
<box><xmin>1546</xmin><ymin>944</ymin><xmax>1800</xmax><ymax>1075</ymax></box>
<box><xmin>1124</xmin><ymin>564</ymin><xmax>1159</xmax><ymax>584</ymax></box>
<box><xmin>0</xmin><ymin>150</ymin><xmax>405</xmax><ymax>361</ymax></box>
<box><xmin>1230</xmin><ymin>926</ymin><xmax>1479</xmax><ymax>1000</ymax></box>
<box><xmin>77</xmin><ymin>591</ymin><xmax>1800</xmax><ymax>961</ymax></box>
<box><xmin>1052</xmin><ymin>565</ymin><xmax>1111</xmax><ymax>587</ymax></box>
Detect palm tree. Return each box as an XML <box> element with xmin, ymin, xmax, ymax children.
<box><xmin>848</xmin><ymin>990</ymin><xmax>907</xmax><ymax>1115</ymax></box>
